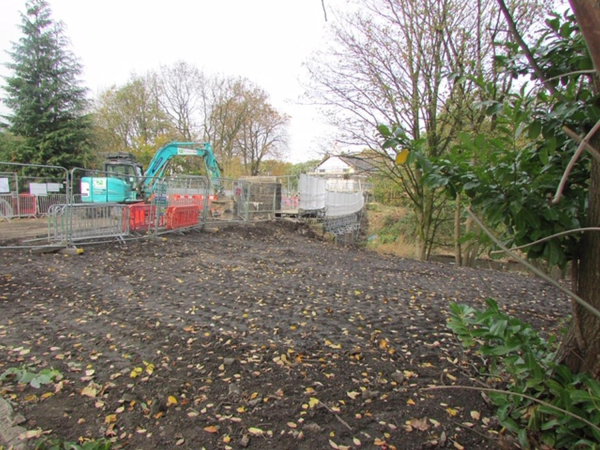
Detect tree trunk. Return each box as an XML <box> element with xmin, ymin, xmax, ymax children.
<box><xmin>559</xmin><ymin>2</ymin><xmax>600</xmax><ymax>377</ymax></box>
<box><xmin>561</xmin><ymin>156</ymin><xmax>600</xmax><ymax>377</ymax></box>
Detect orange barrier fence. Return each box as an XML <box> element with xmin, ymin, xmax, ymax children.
<box><xmin>166</xmin><ymin>205</ymin><xmax>201</xmax><ymax>230</ymax></box>
<box><xmin>170</xmin><ymin>194</ymin><xmax>213</xmax><ymax>209</ymax></box>
<box><xmin>127</xmin><ymin>203</ymin><xmax>165</xmax><ymax>232</ymax></box>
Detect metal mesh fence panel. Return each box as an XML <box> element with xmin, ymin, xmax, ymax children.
<box><xmin>48</xmin><ymin>203</ymin><xmax>129</xmax><ymax>243</ymax></box>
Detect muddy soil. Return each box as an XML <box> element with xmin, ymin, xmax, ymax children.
<box><xmin>0</xmin><ymin>222</ymin><xmax>568</xmax><ymax>449</ymax></box>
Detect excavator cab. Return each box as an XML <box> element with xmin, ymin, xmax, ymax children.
<box><xmin>103</xmin><ymin>153</ymin><xmax>144</xmax><ymax>189</ymax></box>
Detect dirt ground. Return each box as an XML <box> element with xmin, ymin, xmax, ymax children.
<box><xmin>0</xmin><ymin>221</ymin><xmax>568</xmax><ymax>449</ymax></box>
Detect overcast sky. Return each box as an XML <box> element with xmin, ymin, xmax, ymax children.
<box><xmin>0</xmin><ymin>0</ymin><xmax>341</xmax><ymax>163</ymax></box>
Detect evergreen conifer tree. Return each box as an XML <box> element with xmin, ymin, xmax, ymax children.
<box><xmin>2</xmin><ymin>0</ymin><xmax>92</xmax><ymax>169</ymax></box>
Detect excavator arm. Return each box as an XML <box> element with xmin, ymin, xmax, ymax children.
<box><xmin>141</xmin><ymin>142</ymin><xmax>222</xmax><ymax>195</ymax></box>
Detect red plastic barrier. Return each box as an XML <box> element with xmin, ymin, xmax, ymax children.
<box><xmin>166</xmin><ymin>205</ymin><xmax>201</xmax><ymax>230</ymax></box>
<box><xmin>170</xmin><ymin>194</ymin><xmax>211</xmax><ymax>210</ymax></box>
<box><xmin>12</xmin><ymin>194</ymin><xmax>37</xmax><ymax>217</ymax></box>
<box><xmin>128</xmin><ymin>203</ymin><xmax>158</xmax><ymax>232</ymax></box>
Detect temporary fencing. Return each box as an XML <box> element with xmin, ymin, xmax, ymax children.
<box><xmin>166</xmin><ymin>205</ymin><xmax>201</xmax><ymax>230</ymax></box>
<box><xmin>0</xmin><ymin>160</ymin><xmax>368</xmax><ymax>247</ymax></box>
<box><xmin>0</xmin><ymin>164</ymin><xmax>68</xmax><ymax>220</ymax></box>
<box><xmin>48</xmin><ymin>203</ymin><xmax>129</xmax><ymax>243</ymax></box>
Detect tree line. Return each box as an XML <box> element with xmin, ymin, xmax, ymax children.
<box><xmin>0</xmin><ymin>0</ymin><xmax>290</xmax><ymax>178</ymax></box>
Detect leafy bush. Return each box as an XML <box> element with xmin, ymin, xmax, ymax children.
<box><xmin>448</xmin><ymin>300</ymin><xmax>600</xmax><ymax>449</ymax></box>
<box><xmin>0</xmin><ymin>365</ymin><xmax>63</xmax><ymax>388</ymax></box>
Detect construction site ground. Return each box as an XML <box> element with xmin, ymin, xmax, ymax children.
<box><xmin>0</xmin><ymin>221</ymin><xmax>568</xmax><ymax>449</ymax></box>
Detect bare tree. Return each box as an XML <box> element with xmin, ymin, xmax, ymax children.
<box><xmin>305</xmin><ymin>0</ymin><xmax>551</xmax><ymax>260</ymax></box>
<box><xmin>153</xmin><ymin>61</ymin><xmax>204</xmax><ymax>141</ymax></box>
<box><xmin>202</xmin><ymin>77</ymin><xmax>289</xmax><ymax>176</ymax></box>
<box><xmin>235</xmin><ymin>88</ymin><xmax>290</xmax><ymax>175</ymax></box>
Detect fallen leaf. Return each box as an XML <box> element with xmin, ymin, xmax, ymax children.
<box><xmin>81</xmin><ymin>385</ymin><xmax>98</xmax><ymax>398</ymax></box>
<box><xmin>347</xmin><ymin>391</ymin><xmax>360</xmax><ymax>400</ymax></box>
<box><xmin>19</xmin><ymin>429</ymin><xmax>43</xmax><ymax>440</ymax></box>
<box><xmin>203</xmin><ymin>425</ymin><xmax>218</xmax><ymax>433</ymax></box>
<box><xmin>309</xmin><ymin>397</ymin><xmax>320</xmax><ymax>408</ymax></box>
<box><xmin>446</xmin><ymin>407</ymin><xmax>458</xmax><ymax>417</ymax></box>
<box><xmin>248</xmin><ymin>427</ymin><xmax>264</xmax><ymax>436</ymax></box>
<box><xmin>470</xmin><ymin>410</ymin><xmax>481</xmax><ymax>420</ymax></box>
<box><xmin>409</xmin><ymin>417</ymin><xmax>430</xmax><ymax>431</ymax></box>
<box><xmin>167</xmin><ymin>395</ymin><xmax>178</xmax><ymax>406</ymax></box>
<box><xmin>406</xmin><ymin>398</ymin><xmax>416</xmax><ymax>405</ymax></box>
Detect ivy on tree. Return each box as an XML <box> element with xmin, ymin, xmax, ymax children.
<box><xmin>2</xmin><ymin>0</ymin><xmax>93</xmax><ymax>169</ymax></box>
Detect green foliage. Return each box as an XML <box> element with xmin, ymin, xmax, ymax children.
<box><xmin>0</xmin><ymin>365</ymin><xmax>63</xmax><ymax>389</ymax></box>
<box><xmin>2</xmin><ymin>0</ymin><xmax>93</xmax><ymax>169</ymax></box>
<box><xmin>0</xmin><ymin>131</ymin><xmax>25</xmax><ymax>161</ymax></box>
<box><xmin>420</xmin><ymin>11</ymin><xmax>594</xmax><ymax>269</ymax></box>
<box><xmin>34</xmin><ymin>437</ymin><xmax>111</xmax><ymax>450</ymax></box>
<box><xmin>448</xmin><ymin>300</ymin><xmax>600</xmax><ymax>448</ymax></box>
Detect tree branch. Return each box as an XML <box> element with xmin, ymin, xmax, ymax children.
<box><xmin>490</xmin><ymin>227</ymin><xmax>600</xmax><ymax>254</ymax></box>
<box><xmin>562</xmin><ymin>126</ymin><xmax>600</xmax><ymax>164</ymax></box>
<box><xmin>553</xmin><ymin>119</ymin><xmax>600</xmax><ymax>203</ymax></box>
<box><xmin>466</xmin><ymin>208</ymin><xmax>600</xmax><ymax>321</ymax></box>
<box><xmin>496</xmin><ymin>0</ymin><xmax>563</xmax><ymax>99</ymax></box>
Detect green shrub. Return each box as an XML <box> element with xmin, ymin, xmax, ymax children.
<box><xmin>448</xmin><ymin>299</ymin><xmax>600</xmax><ymax>449</ymax></box>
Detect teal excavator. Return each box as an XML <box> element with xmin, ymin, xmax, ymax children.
<box><xmin>80</xmin><ymin>142</ymin><xmax>221</xmax><ymax>203</ymax></box>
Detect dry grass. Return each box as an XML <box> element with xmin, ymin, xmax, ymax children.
<box><xmin>367</xmin><ymin>234</ymin><xmax>416</xmax><ymax>259</ymax></box>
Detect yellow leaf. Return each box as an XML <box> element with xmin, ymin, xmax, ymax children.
<box><xmin>287</xmin><ymin>422</ymin><xmax>297</xmax><ymax>428</ymax></box>
<box><xmin>130</xmin><ymin>367</ymin><xmax>142</xmax><ymax>378</ymax></box>
<box><xmin>41</xmin><ymin>392</ymin><xmax>54</xmax><ymax>400</ymax></box>
<box><xmin>353</xmin><ymin>437</ymin><xmax>361</xmax><ymax>446</ymax></box>
<box><xmin>374</xmin><ymin>437</ymin><xmax>386</xmax><ymax>446</ymax></box>
<box><xmin>454</xmin><ymin>442</ymin><xmax>465</xmax><ymax>450</ymax></box>
<box><xmin>203</xmin><ymin>425</ymin><xmax>218</xmax><ymax>433</ymax></box>
<box><xmin>237</xmin><ymin>406</ymin><xmax>246</xmax><ymax>413</ymax></box>
<box><xmin>105</xmin><ymin>414</ymin><xmax>117</xmax><ymax>424</ymax></box>
<box><xmin>347</xmin><ymin>391</ymin><xmax>360</xmax><ymax>400</ymax></box>
<box><xmin>406</xmin><ymin>398</ymin><xmax>416</xmax><ymax>405</ymax></box>
<box><xmin>81</xmin><ymin>385</ymin><xmax>98</xmax><ymax>398</ymax></box>
<box><xmin>329</xmin><ymin>439</ymin><xmax>339</xmax><ymax>449</ymax></box>
<box><xmin>309</xmin><ymin>397</ymin><xmax>320</xmax><ymax>408</ymax></box>
<box><xmin>248</xmin><ymin>427</ymin><xmax>264</xmax><ymax>436</ymax></box>
<box><xmin>145</xmin><ymin>364</ymin><xmax>155</xmax><ymax>375</ymax></box>
<box><xmin>250</xmin><ymin>392</ymin><xmax>259</xmax><ymax>399</ymax></box>
<box><xmin>167</xmin><ymin>395</ymin><xmax>178</xmax><ymax>406</ymax></box>
<box><xmin>395</xmin><ymin>149</ymin><xmax>409</xmax><ymax>165</ymax></box>
<box><xmin>223</xmin><ymin>435</ymin><xmax>231</xmax><ymax>444</ymax></box>
<box><xmin>470</xmin><ymin>410</ymin><xmax>481</xmax><ymax>420</ymax></box>
<box><xmin>446</xmin><ymin>407</ymin><xmax>458</xmax><ymax>417</ymax></box>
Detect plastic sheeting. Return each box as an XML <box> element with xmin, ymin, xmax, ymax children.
<box><xmin>299</xmin><ymin>174</ymin><xmax>364</xmax><ymax>216</ymax></box>
<box><xmin>299</xmin><ymin>174</ymin><xmax>326</xmax><ymax>211</ymax></box>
